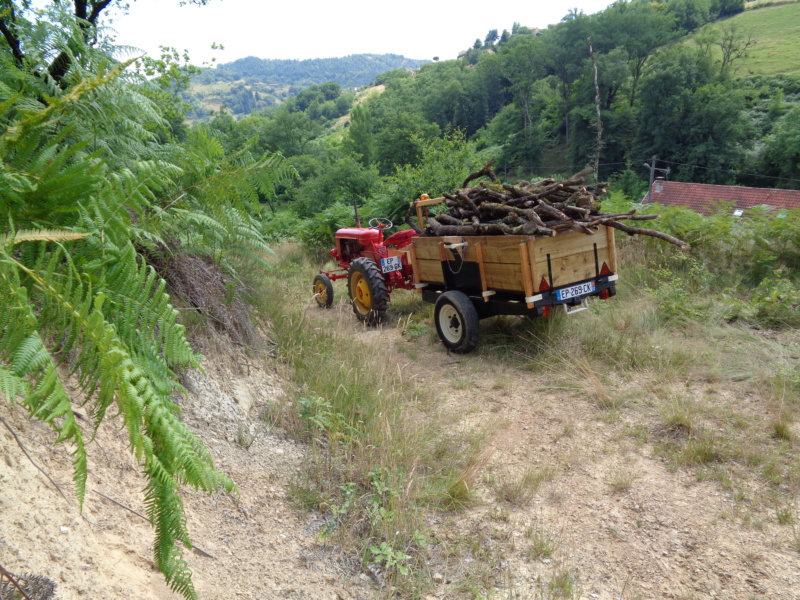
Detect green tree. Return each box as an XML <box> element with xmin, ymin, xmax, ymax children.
<box><xmin>370</xmin><ymin>130</ymin><xmax>483</xmax><ymax>223</ymax></box>
<box><xmin>343</xmin><ymin>104</ymin><xmax>376</xmax><ymax>167</ymax></box>
<box><xmin>595</xmin><ymin>0</ymin><xmax>676</xmax><ymax>106</ymax></box>
<box><xmin>762</xmin><ymin>106</ymin><xmax>800</xmax><ymax>186</ymax></box>
<box><xmin>0</xmin><ymin>4</ymin><xmax>297</xmax><ymax>598</ymax></box>
<box><xmin>710</xmin><ymin>0</ymin><xmax>745</xmax><ymax>18</ymax></box>
<box><xmin>373</xmin><ymin>110</ymin><xmax>441</xmax><ymax>174</ymax></box>
<box><xmin>538</xmin><ymin>12</ymin><xmax>593</xmax><ymax>145</ymax></box>
<box><xmin>635</xmin><ymin>46</ymin><xmax>751</xmax><ymax>183</ymax></box>
<box><xmin>500</xmin><ymin>35</ymin><xmax>547</xmax><ymax>146</ymax></box>
<box><xmin>666</xmin><ymin>0</ymin><xmax>711</xmax><ymax>33</ymax></box>
<box><xmin>261</xmin><ymin>108</ymin><xmax>323</xmax><ymax>156</ymax></box>
<box><xmin>293</xmin><ymin>155</ymin><xmax>381</xmax><ymax>219</ymax></box>
<box><xmin>134</xmin><ymin>45</ymin><xmax>202</xmax><ymax>141</ymax></box>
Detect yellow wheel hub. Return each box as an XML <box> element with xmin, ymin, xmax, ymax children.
<box><xmin>351</xmin><ymin>273</ymin><xmax>371</xmax><ymax>314</ymax></box>
<box><xmin>314</xmin><ymin>280</ymin><xmax>328</xmax><ymax>303</ymax></box>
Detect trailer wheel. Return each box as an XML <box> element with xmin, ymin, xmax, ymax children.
<box><xmin>347</xmin><ymin>257</ymin><xmax>388</xmax><ymax>325</ymax></box>
<box><xmin>434</xmin><ymin>291</ymin><xmax>480</xmax><ymax>353</ymax></box>
<box><xmin>313</xmin><ymin>274</ymin><xmax>334</xmax><ymax>308</ymax></box>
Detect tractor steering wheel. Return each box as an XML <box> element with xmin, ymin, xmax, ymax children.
<box><xmin>369</xmin><ymin>217</ymin><xmax>393</xmax><ymax>230</ymax></box>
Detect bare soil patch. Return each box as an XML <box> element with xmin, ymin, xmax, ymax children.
<box><xmin>3</xmin><ymin>297</ymin><xmax>800</xmax><ymax>600</ymax></box>
<box><xmin>0</xmin><ymin>337</ymin><xmax>371</xmax><ymax>600</ymax></box>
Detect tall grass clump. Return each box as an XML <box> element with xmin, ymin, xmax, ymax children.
<box><xmin>254</xmin><ymin>245</ymin><xmax>482</xmax><ymax>592</ymax></box>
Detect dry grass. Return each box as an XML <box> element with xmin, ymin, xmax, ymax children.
<box><xmin>249</xmin><ymin>240</ymin><xmax>800</xmax><ymax>596</ymax></box>
<box><xmin>606</xmin><ymin>463</ymin><xmax>638</xmax><ymax>493</ymax></box>
<box><xmin>495</xmin><ymin>465</ymin><xmax>556</xmax><ymax>507</ymax></box>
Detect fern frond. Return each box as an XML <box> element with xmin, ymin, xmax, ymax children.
<box><xmin>0</xmin><ymin>229</ymin><xmax>91</xmax><ymax>246</ymax></box>
<box><xmin>0</xmin><ymin>263</ymin><xmax>88</xmax><ymax>504</ymax></box>
<box><xmin>0</xmin><ymin>366</ymin><xmax>30</xmax><ymax>403</ymax></box>
<box><xmin>2</xmin><ymin>237</ymin><xmax>233</xmax><ymax>598</ymax></box>
<box><xmin>0</xmin><ymin>35</ymin><xmax>244</xmax><ymax>599</ymax></box>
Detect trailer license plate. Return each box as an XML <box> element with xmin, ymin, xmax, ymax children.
<box><xmin>381</xmin><ymin>256</ymin><xmax>402</xmax><ymax>273</ymax></box>
<box><xmin>556</xmin><ymin>281</ymin><xmax>595</xmax><ymax>301</ymax></box>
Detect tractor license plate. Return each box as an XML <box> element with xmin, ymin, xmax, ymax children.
<box><xmin>381</xmin><ymin>256</ymin><xmax>402</xmax><ymax>273</ymax></box>
<box><xmin>556</xmin><ymin>281</ymin><xmax>595</xmax><ymax>301</ymax></box>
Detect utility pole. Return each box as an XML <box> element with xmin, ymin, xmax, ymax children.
<box><xmin>645</xmin><ymin>155</ymin><xmax>656</xmax><ymax>204</ymax></box>
<box><xmin>643</xmin><ymin>156</ymin><xmax>670</xmax><ymax>203</ymax></box>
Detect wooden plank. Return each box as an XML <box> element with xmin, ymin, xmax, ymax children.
<box><xmin>414</xmin><ymin>196</ymin><xmax>445</xmax><ymax>229</ymax></box>
<box><xmin>539</xmin><ymin>250</ymin><xmax>600</xmax><ymax>287</ymax></box>
<box><xmin>519</xmin><ymin>240</ymin><xmax>535</xmax><ymax>307</ymax></box>
<box><xmin>474</xmin><ymin>242</ymin><xmax>490</xmax><ymax>302</ymax></box>
<box><xmin>484</xmin><ymin>263</ymin><xmax>526</xmax><ymax>292</ymax></box>
<box><xmin>413</xmin><ymin>236</ymin><xmax>524</xmax><ymax>263</ymax></box>
<box><xmin>605</xmin><ymin>226</ymin><xmax>617</xmax><ymax>273</ymax></box>
<box><xmin>416</xmin><ymin>259</ymin><xmax>445</xmax><ymax>284</ymax></box>
<box><xmin>408</xmin><ymin>243</ymin><xmax>421</xmax><ymax>287</ymax></box>
<box><xmin>415</xmin><ymin>258</ymin><xmax>525</xmax><ymax>291</ymax></box>
<box><xmin>530</xmin><ymin>228</ymin><xmax>607</xmax><ymax>263</ymax></box>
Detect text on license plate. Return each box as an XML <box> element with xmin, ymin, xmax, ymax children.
<box><xmin>381</xmin><ymin>256</ymin><xmax>402</xmax><ymax>273</ymax></box>
<box><xmin>556</xmin><ymin>281</ymin><xmax>595</xmax><ymax>301</ymax></box>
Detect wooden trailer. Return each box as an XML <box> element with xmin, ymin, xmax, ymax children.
<box><xmin>406</xmin><ymin>225</ymin><xmax>619</xmax><ymax>352</ymax></box>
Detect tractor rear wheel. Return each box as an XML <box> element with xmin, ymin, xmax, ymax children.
<box><xmin>347</xmin><ymin>257</ymin><xmax>388</xmax><ymax>326</ymax></box>
<box><xmin>313</xmin><ymin>274</ymin><xmax>334</xmax><ymax>308</ymax></box>
<box><xmin>434</xmin><ymin>291</ymin><xmax>480</xmax><ymax>353</ymax></box>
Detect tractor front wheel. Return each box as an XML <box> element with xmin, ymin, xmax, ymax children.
<box><xmin>434</xmin><ymin>291</ymin><xmax>480</xmax><ymax>353</ymax></box>
<box><xmin>313</xmin><ymin>274</ymin><xmax>334</xmax><ymax>308</ymax></box>
<box><xmin>347</xmin><ymin>257</ymin><xmax>388</xmax><ymax>326</ymax></box>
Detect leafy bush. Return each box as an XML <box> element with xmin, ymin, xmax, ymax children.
<box><xmin>368</xmin><ymin>130</ymin><xmax>485</xmax><ymax>224</ymax></box>
<box><xmin>723</xmin><ymin>269</ymin><xmax>800</xmax><ymax>328</ymax></box>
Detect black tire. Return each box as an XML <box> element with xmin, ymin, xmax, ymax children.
<box><xmin>347</xmin><ymin>257</ymin><xmax>389</xmax><ymax>326</ymax></box>
<box><xmin>434</xmin><ymin>291</ymin><xmax>480</xmax><ymax>353</ymax></box>
<box><xmin>313</xmin><ymin>274</ymin><xmax>334</xmax><ymax>308</ymax></box>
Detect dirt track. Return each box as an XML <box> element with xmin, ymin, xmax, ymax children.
<box><xmin>2</xmin><ymin>299</ymin><xmax>800</xmax><ymax>599</ymax></box>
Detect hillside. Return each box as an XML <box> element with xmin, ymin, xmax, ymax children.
<box><xmin>186</xmin><ymin>53</ymin><xmax>427</xmax><ymax>118</ymax></box>
<box><xmin>706</xmin><ymin>2</ymin><xmax>800</xmax><ymax>75</ymax></box>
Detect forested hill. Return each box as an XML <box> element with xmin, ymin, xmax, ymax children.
<box><xmin>211</xmin><ymin>54</ymin><xmax>428</xmax><ymax>88</ymax></box>
<box><xmin>187</xmin><ymin>54</ymin><xmax>427</xmax><ymax>117</ymax></box>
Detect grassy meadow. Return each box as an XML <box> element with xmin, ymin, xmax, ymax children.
<box><xmin>713</xmin><ymin>1</ymin><xmax>800</xmax><ymax>75</ymax></box>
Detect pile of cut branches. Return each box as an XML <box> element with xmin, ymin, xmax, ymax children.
<box><xmin>407</xmin><ymin>162</ymin><xmax>690</xmax><ymax>250</ymax></box>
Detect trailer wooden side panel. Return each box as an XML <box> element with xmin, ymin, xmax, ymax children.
<box><xmin>528</xmin><ymin>228</ymin><xmax>610</xmax><ymax>289</ymax></box>
<box><xmin>412</xmin><ymin>226</ymin><xmax>615</xmax><ymax>295</ymax></box>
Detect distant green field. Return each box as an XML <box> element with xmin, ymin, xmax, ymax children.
<box><xmin>724</xmin><ymin>3</ymin><xmax>800</xmax><ymax>75</ymax></box>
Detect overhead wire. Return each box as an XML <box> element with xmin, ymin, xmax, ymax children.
<box><xmin>522</xmin><ymin>158</ymin><xmax>800</xmax><ymax>186</ymax></box>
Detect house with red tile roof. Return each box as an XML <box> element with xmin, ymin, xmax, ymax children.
<box><xmin>642</xmin><ymin>179</ymin><xmax>800</xmax><ymax>216</ymax></box>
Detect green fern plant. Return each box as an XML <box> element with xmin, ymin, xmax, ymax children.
<box><xmin>0</xmin><ymin>55</ymin><xmax>241</xmax><ymax>600</ymax></box>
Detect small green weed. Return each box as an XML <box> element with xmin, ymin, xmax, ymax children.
<box><xmin>524</xmin><ymin>515</ymin><xmax>562</xmax><ymax>560</ymax></box>
<box><xmin>235</xmin><ymin>424</ymin><xmax>255</xmax><ymax>449</ymax></box>
<box><xmin>660</xmin><ymin>396</ymin><xmax>697</xmax><ymax>437</ymax></box>
<box><xmin>403</xmin><ymin>322</ymin><xmax>431</xmax><ymax>339</ymax></box>
<box><xmin>547</xmin><ymin>568</ymin><xmax>580</xmax><ymax>599</ymax></box>
<box><xmin>368</xmin><ymin>541</ymin><xmax>412</xmax><ymax>576</ymax></box>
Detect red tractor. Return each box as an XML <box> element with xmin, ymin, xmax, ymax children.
<box><xmin>312</xmin><ymin>216</ymin><xmax>418</xmax><ymax>325</ymax></box>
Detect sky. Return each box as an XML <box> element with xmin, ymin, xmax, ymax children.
<box><xmin>107</xmin><ymin>0</ymin><xmax>614</xmax><ymax>66</ymax></box>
